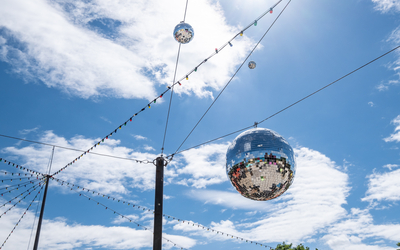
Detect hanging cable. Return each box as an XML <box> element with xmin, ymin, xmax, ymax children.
<box><xmin>161</xmin><ymin>43</ymin><xmax>182</xmax><ymax>156</ymax></box>
<box><xmin>46</xmin><ymin>147</ymin><xmax>55</xmax><ymax>175</ymax></box>
<box><xmin>183</xmin><ymin>0</ymin><xmax>189</xmax><ymax>22</ymax></box>
<box><xmin>161</xmin><ymin>0</ymin><xmax>190</xmax><ymax>155</ymax></box>
<box><xmin>169</xmin><ymin>44</ymin><xmax>400</xmax><ymax>157</ymax></box>
<box><xmin>173</xmin><ymin>0</ymin><xmax>292</xmax><ymax>155</ymax></box>
<box><xmin>0</xmin><ymin>134</ymin><xmax>151</xmax><ymax>163</ymax></box>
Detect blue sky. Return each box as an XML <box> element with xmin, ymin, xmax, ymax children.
<box><xmin>1</xmin><ymin>0</ymin><xmax>400</xmax><ymax>249</ymax></box>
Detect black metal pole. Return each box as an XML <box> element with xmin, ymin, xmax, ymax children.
<box><xmin>33</xmin><ymin>175</ymin><xmax>50</xmax><ymax>250</ymax></box>
<box><xmin>153</xmin><ymin>157</ymin><xmax>165</xmax><ymax>250</ymax></box>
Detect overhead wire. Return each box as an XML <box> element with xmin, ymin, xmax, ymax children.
<box><xmin>0</xmin><ymin>134</ymin><xmax>151</xmax><ymax>164</ymax></box>
<box><xmin>173</xmin><ymin>0</ymin><xmax>292</xmax><ymax>155</ymax></box>
<box><xmin>161</xmin><ymin>0</ymin><xmax>190</xmax><ymax>156</ymax></box>
<box><xmin>46</xmin><ymin>146</ymin><xmax>55</xmax><ymax>175</ymax></box>
<box><xmin>169</xmin><ymin>44</ymin><xmax>400</xmax><ymax>157</ymax></box>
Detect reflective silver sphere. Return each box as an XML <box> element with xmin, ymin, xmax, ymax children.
<box><xmin>226</xmin><ymin>128</ymin><xmax>296</xmax><ymax>201</ymax></box>
<box><xmin>248</xmin><ymin>61</ymin><xmax>256</xmax><ymax>69</ymax></box>
<box><xmin>173</xmin><ymin>22</ymin><xmax>194</xmax><ymax>44</ymax></box>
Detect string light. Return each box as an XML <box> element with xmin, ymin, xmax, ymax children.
<box><xmin>52</xmin><ymin>176</ymin><xmax>274</xmax><ymax>249</ymax></box>
<box><xmin>0</xmin><ymin>158</ymin><xmax>43</xmax><ymax>177</ymax></box>
<box><xmin>0</xmin><ymin>182</ymin><xmax>43</xmax><ymax>217</ymax></box>
<box><xmin>56</xmin><ymin>180</ymin><xmax>187</xmax><ymax>250</ymax></box>
<box><xmin>228</xmin><ymin>42</ymin><xmax>233</xmax><ymax>47</ymax></box>
<box><xmin>0</xmin><ymin>184</ymin><xmax>44</xmax><ymax>249</ymax></box>
<box><xmin>254</xmin><ymin>20</ymin><xmax>257</xmax><ymax>26</ymax></box>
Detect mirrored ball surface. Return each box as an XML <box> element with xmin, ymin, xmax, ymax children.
<box><xmin>248</xmin><ymin>61</ymin><xmax>256</xmax><ymax>69</ymax></box>
<box><xmin>226</xmin><ymin>128</ymin><xmax>296</xmax><ymax>201</ymax></box>
<box><xmin>173</xmin><ymin>22</ymin><xmax>194</xmax><ymax>44</ymax></box>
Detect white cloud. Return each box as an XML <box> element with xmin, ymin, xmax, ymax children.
<box><xmin>368</xmin><ymin>101</ymin><xmax>374</xmax><ymax>107</ymax></box>
<box><xmin>19</xmin><ymin>127</ymin><xmax>40</xmax><ymax>135</ymax></box>
<box><xmin>133</xmin><ymin>135</ymin><xmax>147</xmax><ymax>140</ymax></box>
<box><xmin>383</xmin><ymin>164</ymin><xmax>399</xmax><ymax>170</ymax></box>
<box><xmin>376</xmin><ymin>80</ymin><xmax>400</xmax><ymax>91</ymax></box>
<box><xmin>100</xmin><ymin>116</ymin><xmax>112</xmax><ymax>124</ymax></box>
<box><xmin>362</xmin><ymin>168</ymin><xmax>400</xmax><ymax>202</ymax></box>
<box><xmin>144</xmin><ymin>145</ymin><xmax>156</xmax><ymax>151</ymax></box>
<box><xmin>383</xmin><ymin>115</ymin><xmax>400</xmax><ymax>143</ymax></box>
<box><xmin>323</xmin><ymin>208</ymin><xmax>400</xmax><ymax>250</ymax></box>
<box><xmin>372</xmin><ymin>0</ymin><xmax>400</xmax><ymax>13</ymax></box>
<box><xmin>1</xmin><ymin>130</ymin><xmax>160</xmax><ymax>193</ymax></box>
<box><xmin>0</xmin><ymin>0</ymin><xmax>254</xmax><ymax>100</ymax></box>
<box><xmin>174</xmin><ymin>143</ymin><xmax>229</xmax><ymax>188</ymax></box>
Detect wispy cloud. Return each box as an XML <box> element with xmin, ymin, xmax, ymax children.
<box><xmin>133</xmin><ymin>135</ymin><xmax>147</xmax><ymax>141</ymax></box>
<box><xmin>100</xmin><ymin>116</ymin><xmax>112</xmax><ymax>124</ymax></box>
<box><xmin>173</xmin><ymin>143</ymin><xmax>230</xmax><ymax>188</ymax></box>
<box><xmin>362</xmin><ymin>168</ymin><xmax>400</xmax><ymax>202</ymax></box>
<box><xmin>372</xmin><ymin>0</ymin><xmax>400</xmax><ymax>13</ymax></box>
<box><xmin>144</xmin><ymin>145</ymin><xmax>155</xmax><ymax>151</ymax></box>
<box><xmin>376</xmin><ymin>80</ymin><xmax>400</xmax><ymax>91</ymax></box>
<box><xmin>382</xmin><ymin>164</ymin><xmax>399</xmax><ymax>170</ymax></box>
<box><xmin>383</xmin><ymin>114</ymin><xmax>400</xmax><ymax>143</ymax></box>
<box><xmin>19</xmin><ymin>127</ymin><xmax>40</xmax><ymax>135</ymax></box>
<box><xmin>0</xmin><ymin>0</ymin><xmax>254</xmax><ymax>100</ymax></box>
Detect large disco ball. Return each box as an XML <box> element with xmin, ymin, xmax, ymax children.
<box><xmin>173</xmin><ymin>22</ymin><xmax>194</xmax><ymax>44</ymax></box>
<box><xmin>226</xmin><ymin>128</ymin><xmax>296</xmax><ymax>201</ymax></box>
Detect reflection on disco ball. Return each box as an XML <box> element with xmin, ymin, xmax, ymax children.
<box><xmin>248</xmin><ymin>61</ymin><xmax>256</xmax><ymax>69</ymax></box>
<box><xmin>173</xmin><ymin>22</ymin><xmax>194</xmax><ymax>44</ymax></box>
<box><xmin>226</xmin><ymin>128</ymin><xmax>296</xmax><ymax>201</ymax></box>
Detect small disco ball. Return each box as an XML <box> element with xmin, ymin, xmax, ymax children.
<box><xmin>173</xmin><ymin>22</ymin><xmax>194</xmax><ymax>44</ymax></box>
<box><xmin>226</xmin><ymin>128</ymin><xmax>296</xmax><ymax>201</ymax></box>
<box><xmin>248</xmin><ymin>61</ymin><xmax>256</xmax><ymax>69</ymax></box>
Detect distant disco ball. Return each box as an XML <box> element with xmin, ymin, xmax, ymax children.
<box><xmin>226</xmin><ymin>128</ymin><xmax>296</xmax><ymax>201</ymax></box>
<box><xmin>173</xmin><ymin>22</ymin><xmax>194</xmax><ymax>44</ymax></box>
<box><xmin>248</xmin><ymin>61</ymin><xmax>256</xmax><ymax>69</ymax></box>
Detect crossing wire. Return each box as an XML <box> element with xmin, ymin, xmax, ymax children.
<box><xmin>173</xmin><ymin>0</ymin><xmax>292</xmax><ymax>155</ymax></box>
<box><xmin>169</xmin><ymin>44</ymin><xmax>400</xmax><ymax>157</ymax></box>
